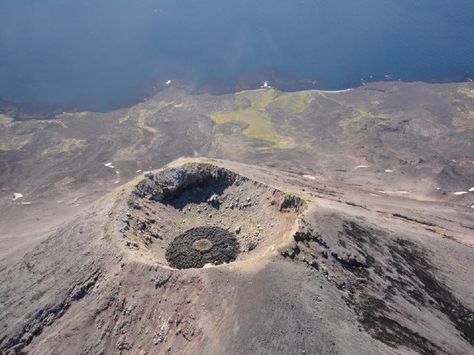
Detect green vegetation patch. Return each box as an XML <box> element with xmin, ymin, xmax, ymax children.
<box><xmin>0</xmin><ymin>135</ymin><xmax>32</xmax><ymax>152</ymax></box>
<box><xmin>211</xmin><ymin>89</ymin><xmax>295</xmax><ymax>149</ymax></box>
<box><xmin>41</xmin><ymin>138</ymin><xmax>88</xmax><ymax>156</ymax></box>
<box><xmin>451</xmin><ymin>88</ymin><xmax>474</xmax><ymax>131</ymax></box>
<box><xmin>294</xmin><ymin>92</ymin><xmax>312</xmax><ymax>113</ymax></box>
<box><xmin>458</xmin><ymin>87</ymin><xmax>474</xmax><ymax>99</ymax></box>
<box><xmin>266</xmin><ymin>91</ymin><xmax>312</xmax><ymax>114</ymax></box>
<box><xmin>452</xmin><ymin>112</ymin><xmax>474</xmax><ymax>131</ymax></box>
<box><xmin>279</xmin><ymin>91</ymin><xmax>312</xmax><ymax>113</ymax></box>
<box><xmin>0</xmin><ymin>114</ymin><xmax>13</xmax><ymax>125</ymax></box>
<box><xmin>251</xmin><ymin>89</ymin><xmax>280</xmax><ymax>111</ymax></box>
<box><xmin>339</xmin><ymin>106</ymin><xmax>379</xmax><ymax>133</ymax></box>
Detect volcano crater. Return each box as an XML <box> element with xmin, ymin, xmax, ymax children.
<box><xmin>119</xmin><ymin>161</ymin><xmax>305</xmax><ymax>269</ymax></box>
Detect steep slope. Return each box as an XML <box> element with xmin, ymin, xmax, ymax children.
<box><xmin>1</xmin><ymin>159</ymin><xmax>473</xmax><ymax>354</ymax></box>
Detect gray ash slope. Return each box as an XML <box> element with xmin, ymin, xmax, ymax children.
<box><xmin>0</xmin><ymin>159</ymin><xmax>473</xmax><ymax>355</ymax></box>
<box><xmin>1</xmin><ymin>82</ymin><xmax>473</xmax><ymax>210</ymax></box>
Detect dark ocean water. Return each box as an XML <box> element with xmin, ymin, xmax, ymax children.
<box><xmin>0</xmin><ymin>0</ymin><xmax>473</xmax><ymax>112</ymax></box>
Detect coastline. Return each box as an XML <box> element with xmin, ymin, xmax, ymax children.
<box><xmin>1</xmin><ymin>80</ymin><xmax>473</xmax><ymax>119</ymax></box>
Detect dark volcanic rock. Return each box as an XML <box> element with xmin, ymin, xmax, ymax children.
<box><xmin>135</xmin><ymin>164</ymin><xmax>239</xmax><ymax>204</ymax></box>
<box><xmin>165</xmin><ymin>226</ymin><xmax>240</xmax><ymax>269</ymax></box>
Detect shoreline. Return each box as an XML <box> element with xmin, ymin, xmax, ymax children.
<box><xmin>2</xmin><ymin>80</ymin><xmax>473</xmax><ymax>119</ymax></box>
<box><xmin>309</xmin><ymin>88</ymin><xmax>354</xmax><ymax>94</ymax></box>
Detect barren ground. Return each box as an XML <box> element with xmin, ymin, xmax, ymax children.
<box><xmin>0</xmin><ymin>82</ymin><xmax>473</xmax><ymax>354</ymax></box>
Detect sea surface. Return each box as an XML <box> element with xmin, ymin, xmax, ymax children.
<box><xmin>0</xmin><ymin>0</ymin><xmax>473</xmax><ymax>111</ymax></box>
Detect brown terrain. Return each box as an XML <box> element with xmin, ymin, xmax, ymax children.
<box><xmin>0</xmin><ymin>82</ymin><xmax>473</xmax><ymax>354</ymax></box>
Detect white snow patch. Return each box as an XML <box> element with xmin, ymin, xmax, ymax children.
<box><xmin>303</xmin><ymin>175</ymin><xmax>317</xmax><ymax>180</ymax></box>
<box><xmin>174</xmin><ymin>103</ymin><xmax>183</xmax><ymax>108</ymax></box>
<box><xmin>354</xmin><ymin>165</ymin><xmax>370</xmax><ymax>170</ymax></box>
<box><xmin>165</xmin><ymin>80</ymin><xmax>172</xmax><ymax>86</ymax></box>
<box><xmin>469</xmin><ymin>187</ymin><xmax>474</xmax><ymax>192</ymax></box>
<box><xmin>384</xmin><ymin>169</ymin><xmax>394</xmax><ymax>173</ymax></box>
<box><xmin>21</xmin><ymin>201</ymin><xmax>32</xmax><ymax>205</ymax></box>
<box><xmin>69</xmin><ymin>197</ymin><xmax>79</xmax><ymax>205</ymax></box>
<box><xmin>436</xmin><ymin>187</ymin><xmax>441</xmax><ymax>190</ymax></box>
<box><xmin>12</xmin><ymin>193</ymin><xmax>23</xmax><ymax>201</ymax></box>
<box><xmin>136</xmin><ymin>169</ymin><xmax>142</xmax><ymax>173</ymax></box>
<box><xmin>104</xmin><ymin>162</ymin><xmax>113</xmax><ymax>167</ymax></box>
<box><xmin>379</xmin><ymin>190</ymin><xmax>410</xmax><ymax>195</ymax></box>
<box><xmin>453</xmin><ymin>191</ymin><xmax>468</xmax><ymax>195</ymax></box>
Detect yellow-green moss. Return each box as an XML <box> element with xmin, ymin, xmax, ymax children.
<box><xmin>457</xmin><ymin>87</ymin><xmax>474</xmax><ymax>99</ymax></box>
<box><xmin>293</xmin><ymin>92</ymin><xmax>312</xmax><ymax>113</ymax></box>
<box><xmin>452</xmin><ymin>113</ymin><xmax>474</xmax><ymax>131</ymax></box>
<box><xmin>212</xmin><ymin>110</ymin><xmax>293</xmax><ymax>148</ymax></box>
<box><xmin>252</xmin><ymin>89</ymin><xmax>279</xmax><ymax>111</ymax></box>
<box><xmin>211</xmin><ymin>89</ymin><xmax>306</xmax><ymax>149</ymax></box>
<box><xmin>451</xmin><ymin>88</ymin><xmax>474</xmax><ymax>131</ymax></box>
<box><xmin>355</xmin><ymin>107</ymin><xmax>374</xmax><ymax>118</ymax></box>
<box><xmin>212</xmin><ymin>109</ymin><xmax>282</xmax><ymax>144</ymax></box>
<box><xmin>41</xmin><ymin>138</ymin><xmax>87</xmax><ymax>156</ymax></box>
<box><xmin>0</xmin><ymin>114</ymin><xmax>13</xmax><ymax>125</ymax></box>
<box><xmin>265</xmin><ymin>91</ymin><xmax>312</xmax><ymax>114</ymax></box>
<box><xmin>339</xmin><ymin>106</ymin><xmax>376</xmax><ymax>132</ymax></box>
<box><xmin>0</xmin><ymin>135</ymin><xmax>32</xmax><ymax>152</ymax></box>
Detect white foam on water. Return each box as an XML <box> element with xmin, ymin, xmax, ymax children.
<box><xmin>311</xmin><ymin>88</ymin><xmax>353</xmax><ymax>94</ymax></box>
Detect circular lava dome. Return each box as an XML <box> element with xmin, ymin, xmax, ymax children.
<box><xmin>165</xmin><ymin>226</ymin><xmax>240</xmax><ymax>269</ymax></box>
